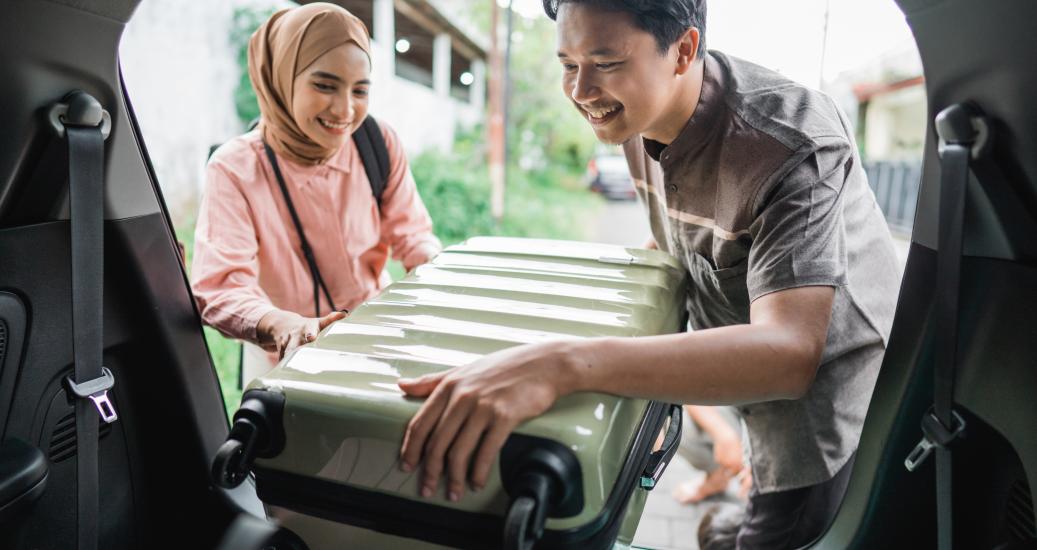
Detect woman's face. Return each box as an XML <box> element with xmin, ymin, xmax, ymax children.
<box><xmin>291</xmin><ymin>42</ymin><xmax>371</xmax><ymax>151</ymax></box>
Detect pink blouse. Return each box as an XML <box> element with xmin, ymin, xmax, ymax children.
<box><xmin>191</xmin><ymin>120</ymin><xmax>441</xmax><ymax>342</ymax></box>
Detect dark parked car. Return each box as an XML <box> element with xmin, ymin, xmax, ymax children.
<box><xmin>0</xmin><ymin>0</ymin><xmax>1035</xmax><ymax>548</ymax></box>
<box><xmin>587</xmin><ymin>152</ymin><xmax>638</xmax><ymax>200</ymax></box>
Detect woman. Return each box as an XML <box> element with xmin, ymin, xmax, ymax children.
<box><xmin>191</xmin><ymin>3</ymin><xmax>441</xmax><ymax>386</ymax></box>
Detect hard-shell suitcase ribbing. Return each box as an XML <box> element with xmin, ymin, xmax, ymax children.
<box><xmin>213</xmin><ymin>237</ymin><xmax>689</xmax><ymax>549</ymax></box>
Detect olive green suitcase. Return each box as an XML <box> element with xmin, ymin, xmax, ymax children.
<box><xmin>212</xmin><ymin>237</ymin><xmax>688</xmax><ymax>549</ymax></box>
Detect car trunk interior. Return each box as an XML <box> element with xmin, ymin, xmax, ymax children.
<box><xmin>817</xmin><ymin>0</ymin><xmax>1037</xmax><ymax>547</ymax></box>
<box><xmin>0</xmin><ymin>0</ymin><xmax>1035</xmax><ymax>548</ymax></box>
<box><xmin>0</xmin><ymin>1</ymin><xmax>258</xmax><ymax>547</ymax></box>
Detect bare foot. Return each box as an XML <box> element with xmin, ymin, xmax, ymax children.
<box><xmin>672</xmin><ymin>468</ymin><xmax>733</xmax><ymax>504</ymax></box>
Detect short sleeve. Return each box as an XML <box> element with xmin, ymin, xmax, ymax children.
<box><xmin>746</xmin><ymin>137</ymin><xmax>852</xmax><ymax>301</ymax></box>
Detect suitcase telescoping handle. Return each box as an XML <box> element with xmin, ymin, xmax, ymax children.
<box><xmin>211</xmin><ymin>390</ymin><xmax>287</xmax><ymax>488</ymax></box>
<box><xmin>640</xmin><ymin>404</ymin><xmax>683</xmax><ymax>490</ymax></box>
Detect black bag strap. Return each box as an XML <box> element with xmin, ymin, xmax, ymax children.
<box><xmin>903</xmin><ymin>102</ymin><xmax>991</xmax><ymax>550</ymax></box>
<box><xmin>259</xmin><ymin>115</ymin><xmax>388</xmax><ymax>318</ymax></box>
<box><xmin>352</xmin><ymin>115</ymin><xmax>390</xmax><ymax>208</ymax></box>
<box><xmin>49</xmin><ymin>91</ymin><xmax>117</xmax><ymax>550</ymax></box>
<box><xmin>262</xmin><ymin>141</ymin><xmax>337</xmax><ymax>318</ymax></box>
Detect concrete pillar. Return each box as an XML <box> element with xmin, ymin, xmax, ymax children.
<box><xmin>470</xmin><ymin>59</ymin><xmax>486</xmax><ymax>110</ymax></box>
<box><xmin>372</xmin><ymin>0</ymin><xmax>395</xmax><ymax>77</ymax></box>
<box><xmin>433</xmin><ymin>33</ymin><xmax>452</xmax><ymax>98</ymax></box>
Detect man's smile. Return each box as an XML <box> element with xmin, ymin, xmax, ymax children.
<box><xmin>579</xmin><ymin>103</ymin><xmax>624</xmax><ymax>126</ymax></box>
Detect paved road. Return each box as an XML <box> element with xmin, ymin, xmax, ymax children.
<box><xmin>594</xmin><ymin>198</ymin><xmax>651</xmax><ymax>248</ymax></box>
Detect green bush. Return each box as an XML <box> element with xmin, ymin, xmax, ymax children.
<box><xmin>410</xmin><ymin>147</ymin><xmax>602</xmax><ymax>246</ymax></box>
<box><xmin>410</xmin><ymin>151</ymin><xmax>496</xmax><ymax>244</ymax></box>
<box><xmin>231</xmin><ymin>6</ymin><xmax>276</xmax><ymax>126</ymax></box>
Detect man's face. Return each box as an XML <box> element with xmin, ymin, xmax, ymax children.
<box><xmin>556</xmin><ymin>4</ymin><xmax>680</xmax><ymax>144</ymax></box>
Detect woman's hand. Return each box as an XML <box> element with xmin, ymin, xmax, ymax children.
<box><xmin>256</xmin><ymin>309</ymin><xmax>346</xmax><ymax>359</ymax></box>
<box><xmin>397</xmin><ymin>341</ymin><xmax>579</xmax><ymax>502</ymax></box>
<box><xmin>404</xmin><ymin>242</ymin><xmax>442</xmax><ymax>273</ymax></box>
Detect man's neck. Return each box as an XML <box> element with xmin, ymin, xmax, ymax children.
<box><xmin>641</xmin><ymin>59</ymin><xmax>705</xmax><ymax>146</ymax></box>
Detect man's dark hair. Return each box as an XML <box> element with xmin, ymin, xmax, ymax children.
<box><xmin>542</xmin><ymin>0</ymin><xmax>707</xmax><ymax>56</ymax></box>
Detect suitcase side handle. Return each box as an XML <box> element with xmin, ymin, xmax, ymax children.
<box><xmin>639</xmin><ymin>403</ymin><xmax>683</xmax><ymax>490</ymax></box>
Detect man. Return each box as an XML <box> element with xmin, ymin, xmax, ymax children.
<box><xmin>396</xmin><ymin>1</ymin><xmax>901</xmax><ymax>547</ymax></box>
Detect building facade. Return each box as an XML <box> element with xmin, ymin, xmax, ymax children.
<box><xmin>120</xmin><ymin>0</ymin><xmax>487</xmax><ymax>224</ymax></box>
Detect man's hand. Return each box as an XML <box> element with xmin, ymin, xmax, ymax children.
<box><xmin>397</xmin><ymin>342</ymin><xmax>576</xmax><ymax>502</ymax></box>
<box><xmin>256</xmin><ymin>309</ymin><xmax>346</xmax><ymax>359</ymax></box>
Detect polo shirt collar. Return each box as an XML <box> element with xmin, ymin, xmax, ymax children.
<box><xmin>323</xmin><ymin>135</ymin><xmax>354</xmax><ymax>174</ymax></box>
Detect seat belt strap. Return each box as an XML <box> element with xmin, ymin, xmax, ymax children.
<box><xmin>903</xmin><ymin>102</ymin><xmax>990</xmax><ymax>550</ymax></box>
<box><xmin>50</xmin><ymin>90</ymin><xmax>116</xmax><ymax>550</ymax></box>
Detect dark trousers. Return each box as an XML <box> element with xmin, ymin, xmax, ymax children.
<box><xmin>736</xmin><ymin>454</ymin><xmax>856</xmax><ymax>549</ymax></box>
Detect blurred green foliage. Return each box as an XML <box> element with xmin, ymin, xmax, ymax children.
<box><xmin>231</xmin><ymin>6</ymin><xmax>276</xmax><ymax>126</ymax></box>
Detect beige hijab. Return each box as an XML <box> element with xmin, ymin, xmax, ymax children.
<box><xmin>248</xmin><ymin>2</ymin><xmax>372</xmax><ymax>165</ymax></box>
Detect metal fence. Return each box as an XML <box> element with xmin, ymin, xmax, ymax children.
<box><xmin>863</xmin><ymin>160</ymin><xmax>922</xmax><ymax>234</ymax></box>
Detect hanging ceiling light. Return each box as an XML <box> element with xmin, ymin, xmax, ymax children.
<box><xmin>395</xmin><ymin>38</ymin><xmax>411</xmax><ymax>53</ymax></box>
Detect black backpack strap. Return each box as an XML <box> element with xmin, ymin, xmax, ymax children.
<box><xmin>903</xmin><ymin>102</ymin><xmax>991</xmax><ymax>550</ymax></box>
<box><xmin>49</xmin><ymin>91</ymin><xmax>116</xmax><ymax>550</ymax></box>
<box><xmin>262</xmin><ymin>141</ymin><xmax>337</xmax><ymax>318</ymax></box>
<box><xmin>351</xmin><ymin>116</ymin><xmax>390</xmax><ymax>209</ymax></box>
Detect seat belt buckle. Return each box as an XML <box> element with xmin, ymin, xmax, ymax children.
<box><xmin>905</xmin><ymin>408</ymin><xmax>965</xmax><ymax>472</ymax></box>
<box><xmin>66</xmin><ymin>366</ymin><xmax>119</xmax><ymax>424</ymax></box>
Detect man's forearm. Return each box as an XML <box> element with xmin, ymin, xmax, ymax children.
<box><xmin>560</xmin><ymin>322</ymin><xmax>822</xmax><ymax>405</ymax></box>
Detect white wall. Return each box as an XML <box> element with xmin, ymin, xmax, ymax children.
<box><xmin>864</xmin><ymin>85</ymin><xmax>927</xmax><ymax>161</ymax></box>
<box><xmin>370</xmin><ymin>43</ymin><xmax>483</xmax><ymax>154</ymax></box>
<box><xmin>368</xmin><ymin>15</ymin><xmax>484</xmax><ymax>156</ymax></box>
<box><xmin>119</xmin><ymin>0</ymin><xmax>248</xmax><ymax>224</ymax></box>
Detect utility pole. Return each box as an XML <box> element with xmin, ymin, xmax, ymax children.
<box><xmin>503</xmin><ymin>0</ymin><xmax>514</xmax><ymax>182</ymax></box>
<box><xmin>488</xmin><ymin>0</ymin><xmax>506</xmax><ymax>222</ymax></box>
<box><xmin>819</xmin><ymin>0</ymin><xmax>831</xmax><ymax>90</ymax></box>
